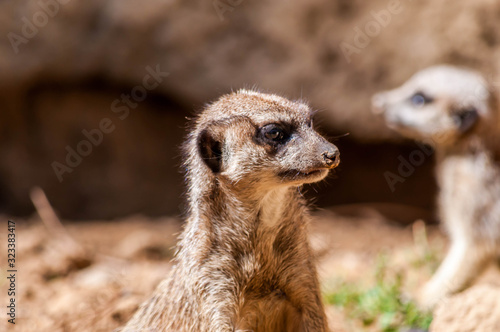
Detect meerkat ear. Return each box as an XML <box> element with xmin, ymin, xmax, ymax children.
<box><xmin>197</xmin><ymin>128</ymin><xmax>223</xmax><ymax>173</ymax></box>
<box><xmin>452</xmin><ymin>107</ymin><xmax>479</xmax><ymax>133</ymax></box>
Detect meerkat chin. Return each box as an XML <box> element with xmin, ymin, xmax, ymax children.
<box><xmin>372</xmin><ymin>65</ymin><xmax>500</xmax><ymax>308</ymax></box>
<box><xmin>122</xmin><ymin>90</ymin><xmax>339</xmax><ymax>332</ymax></box>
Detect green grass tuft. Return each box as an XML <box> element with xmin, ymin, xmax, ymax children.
<box><xmin>325</xmin><ymin>256</ymin><xmax>433</xmax><ymax>332</ymax></box>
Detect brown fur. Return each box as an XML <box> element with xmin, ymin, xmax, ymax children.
<box><xmin>372</xmin><ymin>65</ymin><xmax>500</xmax><ymax>308</ymax></box>
<box><xmin>122</xmin><ymin>90</ymin><xmax>339</xmax><ymax>331</ymax></box>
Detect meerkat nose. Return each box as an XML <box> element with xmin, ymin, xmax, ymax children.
<box><xmin>371</xmin><ymin>93</ymin><xmax>387</xmax><ymax>114</ymax></box>
<box><xmin>322</xmin><ymin>147</ymin><xmax>340</xmax><ymax>168</ymax></box>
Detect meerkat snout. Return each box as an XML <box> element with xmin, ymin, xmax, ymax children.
<box><xmin>322</xmin><ymin>145</ymin><xmax>340</xmax><ymax>168</ymax></box>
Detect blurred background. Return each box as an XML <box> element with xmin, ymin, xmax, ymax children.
<box><xmin>7</xmin><ymin>0</ymin><xmax>500</xmax><ymax>220</ymax></box>
<box><xmin>4</xmin><ymin>1</ymin><xmax>500</xmax><ymax>331</ymax></box>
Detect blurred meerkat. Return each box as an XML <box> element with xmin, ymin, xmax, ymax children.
<box><xmin>372</xmin><ymin>65</ymin><xmax>500</xmax><ymax>307</ymax></box>
<box><xmin>122</xmin><ymin>90</ymin><xmax>340</xmax><ymax>331</ymax></box>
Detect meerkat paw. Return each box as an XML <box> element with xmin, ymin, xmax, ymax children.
<box><xmin>418</xmin><ymin>279</ymin><xmax>452</xmax><ymax>310</ymax></box>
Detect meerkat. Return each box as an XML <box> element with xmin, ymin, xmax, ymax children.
<box><xmin>122</xmin><ymin>90</ymin><xmax>340</xmax><ymax>331</ymax></box>
<box><xmin>372</xmin><ymin>65</ymin><xmax>500</xmax><ymax>308</ymax></box>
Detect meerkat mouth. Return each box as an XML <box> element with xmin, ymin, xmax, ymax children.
<box><xmin>279</xmin><ymin>168</ymin><xmax>329</xmax><ymax>180</ymax></box>
<box><xmin>302</xmin><ymin>169</ymin><xmax>326</xmax><ymax>176</ymax></box>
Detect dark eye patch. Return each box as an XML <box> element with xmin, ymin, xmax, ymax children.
<box><xmin>257</xmin><ymin>123</ymin><xmax>291</xmax><ymax>146</ymax></box>
<box><xmin>410</xmin><ymin>91</ymin><xmax>434</xmax><ymax>107</ymax></box>
<box><xmin>453</xmin><ymin>107</ymin><xmax>478</xmax><ymax>133</ymax></box>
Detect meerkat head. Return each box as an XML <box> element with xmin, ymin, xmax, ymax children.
<box><xmin>372</xmin><ymin>65</ymin><xmax>493</xmax><ymax>147</ymax></box>
<box><xmin>187</xmin><ymin>90</ymin><xmax>340</xmax><ymax>190</ymax></box>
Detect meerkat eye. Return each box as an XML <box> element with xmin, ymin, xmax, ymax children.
<box><xmin>265</xmin><ymin>127</ymin><xmax>284</xmax><ymax>140</ymax></box>
<box><xmin>261</xmin><ymin>124</ymin><xmax>287</xmax><ymax>142</ymax></box>
<box><xmin>410</xmin><ymin>92</ymin><xmax>434</xmax><ymax>107</ymax></box>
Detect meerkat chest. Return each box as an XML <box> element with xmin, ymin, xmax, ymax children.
<box><xmin>235</xmin><ymin>251</ymin><xmax>302</xmax><ymax>331</ymax></box>
<box><xmin>438</xmin><ymin>153</ymin><xmax>500</xmax><ymax>219</ymax></box>
<box><xmin>439</xmin><ymin>155</ymin><xmax>481</xmax><ymax>196</ymax></box>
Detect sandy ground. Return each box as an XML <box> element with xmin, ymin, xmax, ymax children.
<box><xmin>1</xmin><ymin>208</ymin><xmax>499</xmax><ymax>332</ymax></box>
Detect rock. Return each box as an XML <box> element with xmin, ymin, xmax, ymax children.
<box><xmin>3</xmin><ymin>0</ymin><xmax>500</xmax><ymax>138</ymax></box>
<box><xmin>3</xmin><ymin>0</ymin><xmax>500</xmax><ymax>218</ymax></box>
<box><xmin>1</xmin><ymin>89</ymin><xmax>187</xmax><ymax>218</ymax></box>
<box><xmin>431</xmin><ymin>284</ymin><xmax>500</xmax><ymax>332</ymax></box>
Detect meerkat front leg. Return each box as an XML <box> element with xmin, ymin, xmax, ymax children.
<box><xmin>286</xmin><ymin>267</ymin><xmax>329</xmax><ymax>331</ymax></box>
<box><xmin>420</xmin><ymin>236</ymin><xmax>496</xmax><ymax>308</ymax></box>
<box><xmin>200</xmin><ymin>278</ymin><xmax>240</xmax><ymax>332</ymax></box>
<box><xmin>300</xmin><ymin>304</ymin><xmax>329</xmax><ymax>332</ymax></box>
<box><xmin>303</xmin><ymin>288</ymin><xmax>329</xmax><ymax>331</ymax></box>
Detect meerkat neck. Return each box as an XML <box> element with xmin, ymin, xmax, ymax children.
<box><xmin>437</xmin><ymin>121</ymin><xmax>500</xmax><ymax>161</ymax></box>
<box><xmin>202</xmin><ymin>180</ymin><xmax>298</xmax><ymax>228</ymax></box>
<box><xmin>182</xmin><ymin>174</ymin><xmax>301</xmax><ymax>252</ymax></box>
<box><xmin>257</xmin><ymin>187</ymin><xmax>294</xmax><ymax>228</ymax></box>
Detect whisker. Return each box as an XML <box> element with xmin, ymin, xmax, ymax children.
<box><xmin>330</xmin><ymin>133</ymin><xmax>350</xmax><ymax>140</ymax></box>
